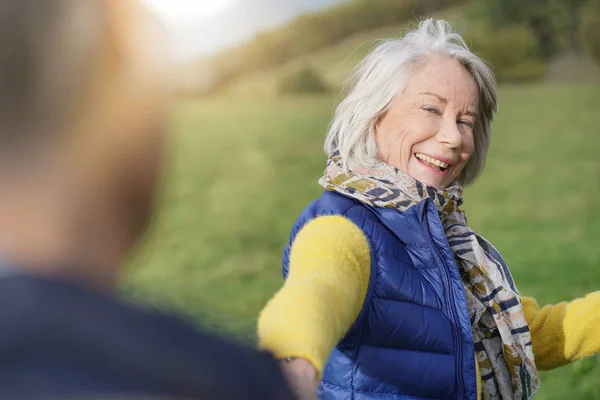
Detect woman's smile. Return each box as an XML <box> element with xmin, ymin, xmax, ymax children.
<box><xmin>414</xmin><ymin>152</ymin><xmax>455</xmax><ymax>179</ymax></box>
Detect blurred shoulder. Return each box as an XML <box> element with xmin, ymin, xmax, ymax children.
<box><xmin>0</xmin><ymin>274</ymin><xmax>295</xmax><ymax>400</ymax></box>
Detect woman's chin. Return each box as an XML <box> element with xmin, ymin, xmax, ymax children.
<box><xmin>419</xmin><ymin>177</ymin><xmax>446</xmax><ymax>190</ymax></box>
<box><xmin>408</xmin><ymin>162</ymin><xmax>450</xmax><ymax>190</ymax></box>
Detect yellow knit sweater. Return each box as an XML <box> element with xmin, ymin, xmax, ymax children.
<box><xmin>258</xmin><ymin>215</ymin><xmax>600</xmax><ymax>399</ymax></box>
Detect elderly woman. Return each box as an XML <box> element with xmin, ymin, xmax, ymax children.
<box><xmin>257</xmin><ymin>19</ymin><xmax>600</xmax><ymax>400</ymax></box>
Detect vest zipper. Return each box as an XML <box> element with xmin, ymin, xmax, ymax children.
<box><xmin>421</xmin><ymin>203</ymin><xmax>467</xmax><ymax>399</ymax></box>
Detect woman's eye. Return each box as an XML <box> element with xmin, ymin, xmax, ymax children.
<box><xmin>422</xmin><ymin>106</ymin><xmax>439</xmax><ymax>114</ymax></box>
<box><xmin>459</xmin><ymin>120</ymin><xmax>475</xmax><ymax>129</ymax></box>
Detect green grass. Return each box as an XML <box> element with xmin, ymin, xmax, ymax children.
<box><xmin>124</xmin><ymin>83</ymin><xmax>600</xmax><ymax>399</ymax></box>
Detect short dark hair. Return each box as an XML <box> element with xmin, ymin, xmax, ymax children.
<box><xmin>0</xmin><ymin>0</ymin><xmax>105</xmax><ymax>159</ymax></box>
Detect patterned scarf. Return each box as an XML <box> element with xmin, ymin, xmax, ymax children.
<box><xmin>319</xmin><ymin>152</ymin><xmax>539</xmax><ymax>400</ymax></box>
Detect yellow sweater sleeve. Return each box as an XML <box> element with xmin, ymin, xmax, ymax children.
<box><xmin>523</xmin><ymin>292</ymin><xmax>600</xmax><ymax>370</ymax></box>
<box><xmin>257</xmin><ymin>215</ymin><xmax>371</xmax><ymax>376</ymax></box>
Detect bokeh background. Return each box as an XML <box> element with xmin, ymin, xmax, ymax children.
<box><xmin>127</xmin><ymin>0</ymin><xmax>600</xmax><ymax>398</ymax></box>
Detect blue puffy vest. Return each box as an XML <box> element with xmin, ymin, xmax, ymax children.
<box><xmin>282</xmin><ymin>191</ymin><xmax>478</xmax><ymax>400</ymax></box>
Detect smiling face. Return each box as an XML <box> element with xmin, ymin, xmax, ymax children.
<box><xmin>374</xmin><ymin>56</ymin><xmax>480</xmax><ymax>189</ymax></box>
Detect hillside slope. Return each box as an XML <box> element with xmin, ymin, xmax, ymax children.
<box><xmin>209</xmin><ymin>6</ymin><xmax>469</xmax><ymax>98</ymax></box>
<box><xmin>178</xmin><ymin>2</ymin><xmax>599</xmax><ymax>99</ymax></box>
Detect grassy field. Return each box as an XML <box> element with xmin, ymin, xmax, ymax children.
<box><xmin>125</xmin><ymin>82</ymin><xmax>600</xmax><ymax>399</ymax></box>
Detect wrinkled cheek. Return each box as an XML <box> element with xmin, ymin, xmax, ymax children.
<box><xmin>396</xmin><ymin>135</ymin><xmax>413</xmax><ymax>169</ymax></box>
<box><xmin>463</xmin><ymin>136</ymin><xmax>476</xmax><ymax>157</ymax></box>
<box><xmin>454</xmin><ymin>158</ymin><xmax>469</xmax><ymax>179</ymax></box>
<box><xmin>384</xmin><ymin>140</ymin><xmax>410</xmax><ymax>172</ymax></box>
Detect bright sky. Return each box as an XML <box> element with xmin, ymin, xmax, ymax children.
<box><xmin>141</xmin><ymin>0</ymin><xmax>239</xmax><ymax>62</ymax></box>
<box><xmin>139</xmin><ymin>0</ymin><xmax>345</xmax><ymax>63</ymax></box>
<box><xmin>142</xmin><ymin>0</ymin><xmax>236</xmax><ymax>24</ymax></box>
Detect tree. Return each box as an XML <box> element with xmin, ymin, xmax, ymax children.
<box><xmin>580</xmin><ymin>0</ymin><xmax>600</xmax><ymax>64</ymax></box>
<box><xmin>485</xmin><ymin>0</ymin><xmax>588</xmax><ymax>59</ymax></box>
<box><xmin>278</xmin><ymin>66</ymin><xmax>329</xmax><ymax>94</ymax></box>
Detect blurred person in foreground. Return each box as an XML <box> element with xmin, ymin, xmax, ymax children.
<box><xmin>0</xmin><ymin>1</ymin><xmax>297</xmax><ymax>399</ymax></box>
<box><xmin>257</xmin><ymin>19</ymin><xmax>600</xmax><ymax>400</ymax></box>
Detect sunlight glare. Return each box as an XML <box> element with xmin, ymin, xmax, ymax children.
<box><xmin>142</xmin><ymin>0</ymin><xmax>236</xmax><ymax>23</ymax></box>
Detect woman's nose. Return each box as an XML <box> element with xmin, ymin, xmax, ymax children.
<box><xmin>435</xmin><ymin>117</ymin><xmax>463</xmax><ymax>148</ymax></box>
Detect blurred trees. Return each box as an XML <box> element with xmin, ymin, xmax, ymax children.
<box><xmin>464</xmin><ymin>25</ymin><xmax>546</xmax><ymax>82</ymax></box>
<box><xmin>485</xmin><ymin>0</ymin><xmax>590</xmax><ymax>59</ymax></box>
<box><xmin>278</xmin><ymin>66</ymin><xmax>329</xmax><ymax>94</ymax></box>
<box><xmin>580</xmin><ymin>0</ymin><xmax>600</xmax><ymax>64</ymax></box>
<box><xmin>199</xmin><ymin>0</ymin><xmax>467</xmax><ymax>94</ymax></box>
<box><xmin>186</xmin><ymin>0</ymin><xmax>599</xmax><ymax>96</ymax></box>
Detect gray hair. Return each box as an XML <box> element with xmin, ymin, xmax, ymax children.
<box><xmin>324</xmin><ymin>18</ymin><xmax>497</xmax><ymax>186</ymax></box>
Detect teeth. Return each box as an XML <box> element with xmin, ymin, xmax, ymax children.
<box><xmin>415</xmin><ymin>153</ymin><xmax>449</xmax><ymax>169</ymax></box>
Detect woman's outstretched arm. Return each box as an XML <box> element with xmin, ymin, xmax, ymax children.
<box><xmin>523</xmin><ymin>292</ymin><xmax>600</xmax><ymax>370</ymax></box>
<box><xmin>258</xmin><ymin>215</ymin><xmax>372</xmax><ymax>379</ymax></box>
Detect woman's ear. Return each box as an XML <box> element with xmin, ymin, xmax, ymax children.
<box><xmin>374</xmin><ymin>111</ymin><xmax>387</xmax><ymax>135</ymax></box>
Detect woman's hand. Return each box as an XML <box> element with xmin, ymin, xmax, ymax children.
<box><xmin>280</xmin><ymin>358</ymin><xmax>319</xmax><ymax>400</ymax></box>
